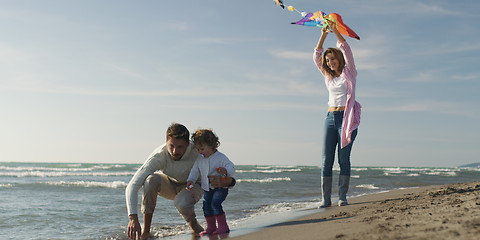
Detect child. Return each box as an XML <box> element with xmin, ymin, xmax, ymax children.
<box><xmin>186</xmin><ymin>129</ymin><xmax>235</xmax><ymax>236</ymax></box>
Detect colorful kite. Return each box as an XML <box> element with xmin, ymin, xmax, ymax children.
<box><xmin>274</xmin><ymin>0</ymin><xmax>360</xmax><ymax>40</ymax></box>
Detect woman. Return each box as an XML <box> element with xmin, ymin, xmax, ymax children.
<box><xmin>313</xmin><ymin>22</ymin><xmax>361</xmax><ymax>207</ymax></box>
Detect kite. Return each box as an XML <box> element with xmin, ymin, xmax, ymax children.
<box><xmin>274</xmin><ymin>0</ymin><xmax>360</xmax><ymax>40</ymax></box>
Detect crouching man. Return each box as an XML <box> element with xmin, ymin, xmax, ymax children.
<box><xmin>125</xmin><ymin>123</ymin><xmax>235</xmax><ymax>239</ymax></box>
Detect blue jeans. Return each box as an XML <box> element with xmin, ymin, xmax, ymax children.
<box><xmin>322</xmin><ymin>111</ymin><xmax>357</xmax><ymax>177</ymax></box>
<box><xmin>203</xmin><ymin>188</ymin><xmax>228</xmax><ymax>216</ymax></box>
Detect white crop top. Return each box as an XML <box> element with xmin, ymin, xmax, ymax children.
<box><xmin>328</xmin><ymin>76</ymin><xmax>347</xmax><ymax>107</ymax></box>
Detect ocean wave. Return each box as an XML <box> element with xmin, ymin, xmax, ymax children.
<box><xmin>237</xmin><ymin>177</ymin><xmax>291</xmax><ymax>183</ymax></box>
<box><xmin>232</xmin><ymin>200</ymin><xmax>320</xmax><ymax>227</ymax></box>
<box><xmin>255</xmin><ymin>166</ymin><xmax>275</xmax><ymax>169</ymax></box>
<box><xmin>257</xmin><ymin>165</ymin><xmax>299</xmax><ymax>168</ymax></box>
<box><xmin>407</xmin><ymin>173</ymin><xmax>420</xmax><ymax>177</ymax></box>
<box><xmin>422</xmin><ymin>171</ymin><xmax>457</xmax><ymax>176</ymax></box>
<box><xmin>356</xmin><ymin>184</ymin><xmax>379</xmax><ymax>190</ymax></box>
<box><xmin>256</xmin><ymin>201</ymin><xmax>313</xmax><ymax>214</ymax></box>
<box><xmin>126</xmin><ymin>200</ymin><xmax>318</xmax><ymax>239</ymax></box>
<box><xmin>380</xmin><ymin>167</ymin><xmax>458</xmax><ymax>177</ymax></box>
<box><xmin>352</xmin><ymin>168</ymin><xmax>369</xmax><ymax>171</ymax></box>
<box><xmin>236</xmin><ymin>169</ymin><xmax>302</xmax><ymax>174</ymax></box>
<box><xmin>43</xmin><ymin>181</ymin><xmax>127</xmax><ymax>188</ymax></box>
<box><xmin>0</xmin><ymin>171</ymin><xmax>134</xmax><ymax>178</ymax></box>
<box><xmin>0</xmin><ymin>184</ymin><xmax>13</xmax><ymax>188</ymax></box>
<box><xmin>0</xmin><ymin>165</ymin><xmax>127</xmax><ymax>172</ymax></box>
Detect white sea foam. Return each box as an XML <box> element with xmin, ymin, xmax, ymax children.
<box><xmin>352</xmin><ymin>168</ymin><xmax>369</xmax><ymax>171</ymax></box>
<box><xmin>257</xmin><ymin>202</ymin><xmax>307</xmax><ymax>213</ymax></box>
<box><xmin>258</xmin><ymin>165</ymin><xmax>298</xmax><ymax>169</ymax></box>
<box><xmin>378</xmin><ymin>167</ymin><xmax>459</xmax><ymax>177</ymax></box>
<box><xmin>241</xmin><ymin>201</ymin><xmax>317</xmax><ymax>220</ymax></box>
<box><xmin>150</xmin><ymin>200</ymin><xmax>319</xmax><ymax>239</ymax></box>
<box><xmin>237</xmin><ymin>177</ymin><xmax>291</xmax><ymax>183</ymax></box>
<box><xmin>43</xmin><ymin>181</ymin><xmax>127</xmax><ymax>188</ymax></box>
<box><xmin>0</xmin><ymin>165</ymin><xmax>124</xmax><ymax>172</ymax></box>
<box><xmin>150</xmin><ymin>224</ymin><xmax>191</xmax><ymax>238</ymax></box>
<box><xmin>0</xmin><ymin>171</ymin><xmax>134</xmax><ymax>178</ymax></box>
<box><xmin>236</xmin><ymin>169</ymin><xmax>301</xmax><ymax>173</ymax></box>
<box><xmin>356</xmin><ymin>184</ymin><xmax>379</xmax><ymax>190</ymax></box>
<box><xmin>255</xmin><ymin>166</ymin><xmax>274</xmax><ymax>169</ymax></box>
<box><xmin>351</xmin><ymin>175</ymin><xmax>360</xmax><ymax>178</ymax></box>
<box><xmin>407</xmin><ymin>173</ymin><xmax>420</xmax><ymax>177</ymax></box>
<box><xmin>0</xmin><ymin>184</ymin><xmax>13</xmax><ymax>188</ymax></box>
<box><xmin>383</xmin><ymin>168</ymin><xmax>406</xmax><ymax>175</ymax></box>
<box><xmin>423</xmin><ymin>171</ymin><xmax>457</xmax><ymax>176</ymax></box>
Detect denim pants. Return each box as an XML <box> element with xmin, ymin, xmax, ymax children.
<box><xmin>322</xmin><ymin>111</ymin><xmax>357</xmax><ymax>177</ymax></box>
<box><xmin>203</xmin><ymin>188</ymin><xmax>229</xmax><ymax>216</ymax></box>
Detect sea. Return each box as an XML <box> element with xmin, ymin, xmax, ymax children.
<box><xmin>0</xmin><ymin>162</ymin><xmax>479</xmax><ymax>240</ymax></box>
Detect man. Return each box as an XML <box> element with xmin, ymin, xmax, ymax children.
<box><xmin>125</xmin><ymin>123</ymin><xmax>234</xmax><ymax>240</ymax></box>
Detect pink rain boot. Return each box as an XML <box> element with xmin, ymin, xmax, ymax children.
<box><xmin>213</xmin><ymin>213</ymin><xmax>230</xmax><ymax>235</ymax></box>
<box><xmin>200</xmin><ymin>215</ymin><xmax>217</xmax><ymax>236</ymax></box>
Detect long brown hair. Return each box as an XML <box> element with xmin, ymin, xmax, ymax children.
<box><xmin>321</xmin><ymin>48</ymin><xmax>345</xmax><ymax>79</ymax></box>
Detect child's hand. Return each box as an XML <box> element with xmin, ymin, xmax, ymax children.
<box><xmin>186</xmin><ymin>181</ymin><xmax>194</xmax><ymax>190</ymax></box>
<box><xmin>216</xmin><ymin>167</ymin><xmax>227</xmax><ymax>176</ymax></box>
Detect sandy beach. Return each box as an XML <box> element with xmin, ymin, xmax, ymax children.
<box><xmin>229</xmin><ymin>181</ymin><xmax>480</xmax><ymax>240</ymax></box>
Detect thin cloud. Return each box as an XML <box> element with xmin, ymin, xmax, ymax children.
<box><xmin>452</xmin><ymin>73</ymin><xmax>480</xmax><ymax>81</ymax></box>
<box><xmin>0</xmin><ymin>44</ymin><xmax>32</xmax><ymax>62</ymax></box>
<box><xmin>196</xmin><ymin>37</ymin><xmax>231</xmax><ymax>45</ymax></box>
<box><xmin>416</xmin><ymin>2</ymin><xmax>466</xmax><ymax>16</ymax></box>
<box><xmin>369</xmin><ymin>100</ymin><xmax>476</xmax><ymax>117</ymax></box>
<box><xmin>104</xmin><ymin>63</ymin><xmax>146</xmax><ymax>80</ymax></box>
<box><xmin>195</xmin><ymin>36</ymin><xmax>268</xmax><ymax>45</ymax></box>
<box><xmin>0</xmin><ymin>82</ymin><xmax>321</xmax><ymax>98</ymax></box>
<box><xmin>161</xmin><ymin>20</ymin><xmax>191</xmax><ymax>31</ymax></box>
<box><xmin>269</xmin><ymin>49</ymin><xmax>311</xmax><ymax>60</ymax></box>
<box><xmin>346</xmin><ymin>0</ymin><xmax>472</xmax><ymax>17</ymax></box>
<box><xmin>354</xmin><ymin>47</ymin><xmax>385</xmax><ymax>71</ymax></box>
<box><xmin>411</xmin><ymin>42</ymin><xmax>480</xmax><ymax>57</ymax></box>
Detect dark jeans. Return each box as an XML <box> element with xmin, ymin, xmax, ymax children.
<box><xmin>322</xmin><ymin>111</ymin><xmax>357</xmax><ymax>177</ymax></box>
<box><xmin>203</xmin><ymin>188</ymin><xmax>228</xmax><ymax>216</ymax></box>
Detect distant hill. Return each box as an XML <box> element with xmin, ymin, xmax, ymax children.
<box><xmin>458</xmin><ymin>162</ymin><xmax>480</xmax><ymax>168</ymax></box>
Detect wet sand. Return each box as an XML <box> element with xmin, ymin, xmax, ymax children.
<box><xmin>229</xmin><ymin>181</ymin><xmax>480</xmax><ymax>240</ymax></box>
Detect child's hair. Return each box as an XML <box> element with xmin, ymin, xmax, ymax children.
<box><xmin>321</xmin><ymin>47</ymin><xmax>345</xmax><ymax>79</ymax></box>
<box><xmin>191</xmin><ymin>129</ymin><xmax>220</xmax><ymax>149</ymax></box>
<box><xmin>166</xmin><ymin>123</ymin><xmax>190</xmax><ymax>143</ymax></box>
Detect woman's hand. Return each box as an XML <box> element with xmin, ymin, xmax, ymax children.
<box><xmin>327</xmin><ymin>20</ymin><xmax>345</xmax><ymax>43</ymax></box>
<box><xmin>327</xmin><ymin>21</ymin><xmax>338</xmax><ymax>33</ymax></box>
<box><xmin>321</xmin><ymin>26</ymin><xmax>329</xmax><ymax>35</ymax></box>
<box><xmin>316</xmin><ymin>26</ymin><xmax>329</xmax><ymax>50</ymax></box>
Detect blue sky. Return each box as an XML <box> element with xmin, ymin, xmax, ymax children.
<box><xmin>0</xmin><ymin>0</ymin><xmax>479</xmax><ymax>167</ymax></box>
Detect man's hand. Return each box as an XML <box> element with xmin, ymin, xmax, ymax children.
<box><xmin>208</xmin><ymin>175</ymin><xmax>233</xmax><ymax>188</ymax></box>
<box><xmin>127</xmin><ymin>214</ymin><xmax>142</xmax><ymax>240</ymax></box>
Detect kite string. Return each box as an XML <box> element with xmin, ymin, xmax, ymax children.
<box><xmin>274</xmin><ymin>0</ymin><xmax>360</xmax><ymax>40</ymax></box>
<box><xmin>285</xmin><ymin>4</ymin><xmax>306</xmax><ymax>16</ymax></box>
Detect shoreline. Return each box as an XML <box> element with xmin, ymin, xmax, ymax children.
<box><xmin>228</xmin><ymin>181</ymin><xmax>480</xmax><ymax>240</ymax></box>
